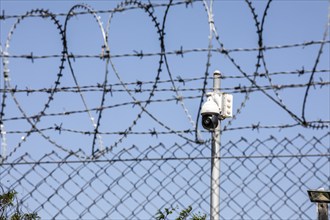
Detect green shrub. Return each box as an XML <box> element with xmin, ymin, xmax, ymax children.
<box><xmin>155</xmin><ymin>205</ymin><xmax>206</xmax><ymax>220</ymax></box>
<box><xmin>0</xmin><ymin>190</ymin><xmax>39</xmax><ymax>220</ymax></box>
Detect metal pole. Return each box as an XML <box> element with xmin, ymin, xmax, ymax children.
<box><xmin>211</xmin><ymin>70</ymin><xmax>221</xmax><ymax>220</ymax></box>
<box><xmin>317</xmin><ymin>203</ymin><xmax>329</xmax><ymax>220</ymax></box>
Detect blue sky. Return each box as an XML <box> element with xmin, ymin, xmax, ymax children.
<box><xmin>1</xmin><ymin>0</ymin><xmax>329</xmax><ymax>219</ymax></box>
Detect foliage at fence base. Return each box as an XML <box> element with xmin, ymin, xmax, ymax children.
<box><xmin>155</xmin><ymin>206</ymin><xmax>207</xmax><ymax>220</ymax></box>
<box><xmin>0</xmin><ymin>190</ymin><xmax>40</xmax><ymax>220</ymax></box>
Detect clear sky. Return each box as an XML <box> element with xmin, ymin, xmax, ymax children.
<box><xmin>1</xmin><ymin>0</ymin><xmax>329</xmax><ymax>219</ymax></box>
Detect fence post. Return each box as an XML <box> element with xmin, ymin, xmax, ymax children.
<box><xmin>210</xmin><ymin>70</ymin><xmax>221</xmax><ymax>220</ymax></box>
<box><xmin>307</xmin><ymin>189</ymin><xmax>330</xmax><ymax>220</ymax></box>
<box><xmin>317</xmin><ymin>203</ymin><xmax>329</xmax><ymax>220</ymax></box>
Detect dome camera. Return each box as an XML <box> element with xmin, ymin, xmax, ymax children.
<box><xmin>200</xmin><ymin>91</ymin><xmax>233</xmax><ymax>131</ymax></box>
<box><xmin>201</xmin><ymin>92</ymin><xmax>221</xmax><ymax>131</ymax></box>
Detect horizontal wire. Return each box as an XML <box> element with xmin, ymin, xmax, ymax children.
<box><xmin>4</xmin><ymin>120</ymin><xmax>329</xmax><ymax>135</ymax></box>
<box><xmin>1</xmin><ymin>40</ymin><xmax>328</xmax><ymax>60</ymax></box>
<box><xmin>1</xmin><ymin>78</ymin><xmax>328</xmax><ymax>94</ymax></box>
<box><xmin>1</xmin><ymin>95</ymin><xmax>200</xmax><ymax>122</ymax></box>
<box><xmin>2</xmin><ymin>81</ymin><xmax>328</xmax><ymax>123</ymax></box>
<box><xmin>1</xmin><ymin>153</ymin><xmax>329</xmax><ymax>166</ymax></box>
<box><xmin>1</xmin><ymin>68</ymin><xmax>329</xmax><ymax>95</ymax></box>
<box><xmin>0</xmin><ymin>0</ymin><xmax>199</xmax><ymax>20</ymax></box>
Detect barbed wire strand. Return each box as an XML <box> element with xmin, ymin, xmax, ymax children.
<box><xmin>1</xmin><ymin>40</ymin><xmax>329</xmax><ymax>61</ymax></box>
<box><xmin>301</xmin><ymin>3</ymin><xmax>330</xmax><ymax>123</ymax></box>
<box><xmin>1</xmin><ymin>81</ymin><xmax>328</xmax><ymax>125</ymax></box>
<box><xmin>63</xmin><ymin>4</ymin><xmax>107</xmax><ymax>155</ymax></box>
<box><xmin>1</xmin><ymin>9</ymin><xmax>77</xmax><ymax>161</ymax></box>
<box><xmin>1</xmin><ymin>68</ymin><xmax>328</xmax><ymax>95</ymax></box>
<box><xmin>211</xmin><ymin>2</ymin><xmax>305</xmax><ymax>125</ymax></box>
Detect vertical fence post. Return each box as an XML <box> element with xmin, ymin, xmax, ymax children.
<box><xmin>317</xmin><ymin>203</ymin><xmax>329</xmax><ymax>220</ymax></box>
<box><xmin>210</xmin><ymin>70</ymin><xmax>221</xmax><ymax>220</ymax></box>
<box><xmin>307</xmin><ymin>189</ymin><xmax>330</xmax><ymax>220</ymax></box>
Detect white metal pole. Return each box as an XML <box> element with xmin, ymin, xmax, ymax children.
<box><xmin>210</xmin><ymin>70</ymin><xmax>221</xmax><ymax>220</ymax></box>
<box><xmin>317</xmin><ymin>203</ymin><xmax>329</xmax><ymax>220</ymax></box>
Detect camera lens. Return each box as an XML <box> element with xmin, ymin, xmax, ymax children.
<box><xmin>204</xmin><ymin>117</ymin><xmax>212</xmax><ymax>126</ymax></box>
<box><xmin>202</xmin><ymin>115</ymin><xmax>218</xmax><ymax>131</ymax></box>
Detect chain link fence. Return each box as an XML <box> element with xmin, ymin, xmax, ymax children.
<box><xmin>1</xmin><ymin>133</ymin><xmax>329</xmax><ymax>219</ymax></box>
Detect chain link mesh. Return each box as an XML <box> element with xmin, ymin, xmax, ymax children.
<box><xmin>1</xmin><ymin>133</ymin><xmax>329</xmax><ymax>219</ymax></box>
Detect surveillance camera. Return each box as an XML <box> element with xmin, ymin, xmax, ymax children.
<box><xmin>201</xmin><ymin>93</ymin><xmax>220</xmax><ymax>131</ymax></box>
<box><xmin>200</xmin><ymin>92</ymin><xmax>233</xmax><ymax>131</ymax></box>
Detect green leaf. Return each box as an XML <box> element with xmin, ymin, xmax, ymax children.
<box><xmin>0</xmin><ymin>190</ymin><xmax>39</xmax><ymax>220</ymax></box>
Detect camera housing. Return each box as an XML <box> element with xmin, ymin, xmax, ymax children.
<box><xmin>201</xmin><ymin>92</ymin><xmax>233</xmax><ymax>131</ymax></box>
<box><xmin>201</xmin><ymin>93</ymin><xmax>221</xmax><ymax>131</ymax></box>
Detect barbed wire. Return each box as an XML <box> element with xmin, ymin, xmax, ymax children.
<box><xmin>1</xmin><ymin>8</ymin><xmax>70</xmax><ymax>160</ymax></box>
<box><xmin>0</xmin><ymin>0</ymin><xmax>329</xmax><ymax>158</ymax></box>
<box><xmin>1</xmin><ymin>68</ymin><xmax>328</xmax><ymax>93</ymax></box>
<box><xmin>302</xmin><ymin>7</ymin><xmax>330</xmax><ymax>123</ymax></box>
<box><xmin>1</xmin><ymin>78</ymin><xmax>328</xmax><ymax>95</ymax></box>
<box><xmin>3</xmin><ymin>120</ymin><xmax>329</xmax><ymax>136</ymax></box>
<box><xmin>1</xmin><ymin>40</ymin><xmax>329</xmax><ymax>61</ymax></box>
<box><xmin>0</xmin><ymin>0</ymin><xmax>199</xmax><ymax>20</ymax></box>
